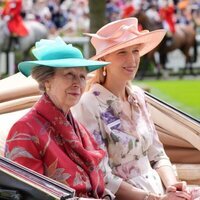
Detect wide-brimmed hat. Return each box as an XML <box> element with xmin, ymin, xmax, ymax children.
<box><xmin>84</xmin><ymin>17</ymin><xmax>166</xmax><ymax>60</ymax></box>
<box><xmin>18</xmin><ymin>37</ymin><xmax>110</xmax><ymax>77</ymax></box>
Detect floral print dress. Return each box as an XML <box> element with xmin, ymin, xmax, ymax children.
<box><xmin>72</xmin><ymin>83</ymin><xmax>173</xmax><ymax>196</ymax></box>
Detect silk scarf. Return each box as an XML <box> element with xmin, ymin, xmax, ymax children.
<box><xmin>35</xmin><ymin>94</ymin><xmax>105</xmax><ymax>198</ymax></box>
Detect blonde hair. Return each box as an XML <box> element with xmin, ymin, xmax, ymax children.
<box><xmin>86</xmin><ymin>67</ymin><xmax>132</xmax><ymax>91</ymax></box>
<box><xmin>85</xmin><ymin>67</ymin><xmax>106</xmax><ymax>91</ymax></box>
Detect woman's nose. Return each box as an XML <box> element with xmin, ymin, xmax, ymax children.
<box><xmin>72</xmin><ymin>76</ymin><xmax>85</xmax><ymax>86</ymax></box>
<box><xmin>127</xmin><ymin>54</ymin><xmax>137</xmax><ymax>65</ymax></box>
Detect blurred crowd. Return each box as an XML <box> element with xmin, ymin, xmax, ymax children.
<box><xmin>0</xmin><ymin>0</ymin><xmax>200</xmax><ymax>37</ymax></box>
<box><xmin>106</xmin><ymin>0</ymin><xmax>200</xmax><ymax>36</ymax></box>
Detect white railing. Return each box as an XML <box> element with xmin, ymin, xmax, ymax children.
<box><xmin>0</xmin><ymin>37</ymin><xmax>90</xmax><ymax>76</ymax></box>
<box><xmin>0</xmin><ymin>52</ymin><xmax>15</xmax><ymax>76</ymax></box>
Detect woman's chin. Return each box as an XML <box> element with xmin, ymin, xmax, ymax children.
<box><xmin>70</xmin><ymin>99</ymin><xmax>81</xmax><ymax>108</ymax></box>
<box><xmin>125</xmin><ymin>73</ymin><xmax>136</xmax><ymax>81</ymax></box>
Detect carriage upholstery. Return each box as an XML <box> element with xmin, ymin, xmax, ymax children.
<box><xmin>0</xmin><ymin>73</ymin><xmax>200</xmax><ymax>185</ymax></box>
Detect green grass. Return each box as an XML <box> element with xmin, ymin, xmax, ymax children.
<box><xmin>134</xmin><ymin>79</ymin><xmax>200</xmax><ymax>120</ymax></box>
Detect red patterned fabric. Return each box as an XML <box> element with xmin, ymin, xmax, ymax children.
<box><xmin>5</xmin><ymin>94</ymin><xmax>105</xmax><ymax>198</ymax></box>
<box><xmin>2</xmin><ymin>0</ymin><xmax>28</xmax><ymax>36</ymax></box>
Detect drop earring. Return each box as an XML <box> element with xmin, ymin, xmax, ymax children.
<box><xmin>103</xmin><ymin>67</ymin><xmax>107</xmax><ymax>76</ymax></box>
<box><xmin>45</xmin><ymin>84</ymin><xmax>50</xmax><ymax>92</ymax></box>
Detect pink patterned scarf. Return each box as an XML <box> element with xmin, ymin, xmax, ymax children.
<box><xmin>35</xmin><ymin>94</ymin><xmax>106</xmax><ymax>197</ymax></box>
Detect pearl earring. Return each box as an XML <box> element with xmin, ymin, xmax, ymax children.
<box><xmin>45</xmin><ymin>86</ymin><xmax>50</xmax><ymax>92</ymax></box>
<box><xmin>103</xmin><ymin>67</ymin><xmax>107</xmax><ymax>77</ymax></box>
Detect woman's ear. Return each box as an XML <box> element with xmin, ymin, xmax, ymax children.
<box><xmin>44</xmin><ymin>80</ymin><xmax>51</xmax><ymax>92</ymax></box>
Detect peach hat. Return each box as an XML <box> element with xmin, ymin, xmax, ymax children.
<box><xmin>84</xmin><ymin>17</ymin><xmax>166</xmax><ymax>60</ymax></box>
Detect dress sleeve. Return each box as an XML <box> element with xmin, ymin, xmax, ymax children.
<box><xmin>133</xmin><ymin>86</ymin><xmax>172</xmax><ymax>169</ymax></box>
<box><xmin>72</xmin><ymin>93</ymin><xmax>123</xmax><ymax>196</ymax></box>
<box><xmin>143</xmin><ymin>95</ymin><xmax>173</xmax><ymax>169</ymax></box>
<box><xmin>4</xmin><ymin>121</ymin><xmax>44</xmax><ymax>174</ymax></box>
<box><xmin>147</xmin><ymin>123</ymin><xmax>173</xmax><ymax>170</ymax></box>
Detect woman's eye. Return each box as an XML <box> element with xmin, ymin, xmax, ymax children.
<box><xmin>65</xmin><ymin>72</ymin><xmax>74</xmax><ymax>78</ymax></box>
<box><xmin>133</xmin><ymin>50</ymin><xmax>139</xmax><ymax>54</ymax></box>
<box><xmin>118</xmin><ymin>51</ymin><xmax>126</xmax><ymax>54</ymax></box>
<box><xmin>63</xmin><ymin>73</ymin><xmax>75</xmax><ymax>80</ymax></box>
<box><xmin>80</xmin><ymin>75</ymin><xmax>86</xmax><ymax>80</ymax></box>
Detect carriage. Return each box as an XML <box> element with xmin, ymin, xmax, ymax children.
<box><xmin>0</xmin><ymin>72</ymin><xmax>199</xmax><ymax>199</ymax></box>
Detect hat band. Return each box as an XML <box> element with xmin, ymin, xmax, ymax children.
<box><xmin>92</xmin><ymin>25</ymin><xmax>149</xmax><ymax>55</ymax></box>
<box><xmin>93</xmin><ymin>33</ymin><xmax>147</xmax><ymax>55</ymax></box>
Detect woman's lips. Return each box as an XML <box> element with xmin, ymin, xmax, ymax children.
<box><xmin>123</xmin><ymin>67</ymin><xmax>136</xmax><ymax>72</ymax></box>
<box><xmin>67</xmin><ymin>92</ymin><xmax>80</xmax><ymax>97</ymax></box>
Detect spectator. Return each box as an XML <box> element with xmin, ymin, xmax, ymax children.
<box><xmin>72</xmin><ymin>17</ymin><xmax>200</xmax><ymax>200</ymax></box>
<box><xmin>4</xmin><ymin>37</ymin><xmax>110</xmax><ymax>198</ymax></box>
<box><xmin>159</xmin><ymin>0</ymin><xmax>176</xmax><ymax>36</ymax></box>
<box><xmin>1</xmin><ymin>0</ymin><xmax>28</xmax><ymax>49</ymax></box>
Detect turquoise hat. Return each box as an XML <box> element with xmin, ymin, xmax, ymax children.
<box><xmin>18</xmin><ymin>37</ymin><xmax>110</xmax><ymax>77</ymax></box>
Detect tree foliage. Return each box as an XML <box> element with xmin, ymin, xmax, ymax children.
<box><xmin>88</xmin><ymin>0</ymin><xmax>106</xmax><ymax>57</ymax></box>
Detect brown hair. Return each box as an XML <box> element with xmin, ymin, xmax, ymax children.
<box><xmin>31</xmin><ymin>66</ymin><xmax>56</xmax><ymax>92</ymax></box>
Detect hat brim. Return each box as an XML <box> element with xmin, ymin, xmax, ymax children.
<box><xmin>18</xmin><ymin>58</ymin><xmax>110</xmax><ymax>77</ymax></box>
<box><xmin>90</xmin><ymin>29</ymin><xmax>166</xmax><ymax>60</ymax></box>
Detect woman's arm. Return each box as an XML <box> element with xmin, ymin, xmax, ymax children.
<box><xmin>145</xmin><ymin>112</ymin><xmax>187</xmax><ymax>193</ymax></box>
<box><xmin>116</xmin><ymin>181</ymin><xmax>150</xmax><ymax>200</ymax></box>
<box><xmin>142</xmin><ymin>92</ymin><xmax>188</xmax><ymax>194</ymax></box>
<box><xmin>116</xmin><ymin>181</ymin><xmax>191</xmax><ymax>200</ymax></box>
<box><xmin>5</xmin><ymin>121</ymin><xmax>44</xmax><ymax>174</ymax></box>
<box><xmin>72</xmin><ymin>93</ymin><xmax>191</xmax><ymax>200</ymax></box>
<box><xmin>156</xmin><ymin>165</ymin><xmax>179</xmax><ymax>188</ymax></box>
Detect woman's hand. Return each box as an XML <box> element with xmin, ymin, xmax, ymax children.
<box><xmin>166</xmin><ymin>181</ymin><xmax>188</xmax><ymax>193</ymax></box>
<box><xmin>161</xmin><ymin>191</ymin><xmax>191</xmax><ymax>200</ymax></box>
<box><xmin>147</xmin><ymin>189</ymin><xmax>191</xmax><ymax>200</ymax></box>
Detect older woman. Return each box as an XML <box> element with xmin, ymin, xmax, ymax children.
<box><xmin>4</xmin><ymin>37</ymin><xmax>110</xmax><ymax>199</ymax></box>
<box><xmin>72</xmin><ymin>18</ymin><xmax>200</xmax><ymax>200</ymax></box>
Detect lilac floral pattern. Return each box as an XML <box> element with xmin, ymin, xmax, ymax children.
<box><xmin>72</xmin><ymin>83</ymin><xmax>173</xmax><ymax>196</ymax></box>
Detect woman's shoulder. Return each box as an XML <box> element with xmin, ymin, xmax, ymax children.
<box><xmin>73</xmin><ymin>84</ymin><xmax>106</xmax><ymax>115</ymax></box>
<box><xmin>81</xmin><ymin>83</ymin><xmax>103</xmax><ymax>102</ymax></box>
<box><xmin>82</xmin><ymin>83</ymin><xmax>117</xmax><ymax>106</ymax></box>
<box><xmin>8</xmin><ymin>108</ymin><xmax>40</xmax><ymax>135</ymax></box>
<box><xmin>9</xmin><ymin>110</ymin><xmax>33</xmax><ymax>129</ymax></box>
<box><xmin>80</xmin><ymin>89</ymin><xmax>97</xmax><ymax>107</ymax></box>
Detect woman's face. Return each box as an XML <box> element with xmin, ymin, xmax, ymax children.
<box><xmin>45</xmin><ymin>67</ymin><xmax>87</xmax><ymax>113</ymax></box>
<box><xmin>103</xmin><ymin>45</ymin><xmax>140</xmax><ymax>82</ymax></box>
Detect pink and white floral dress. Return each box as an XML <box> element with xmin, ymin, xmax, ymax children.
<box><xmin>72</xmin><ymin>83</ymin><xmax>173</xmax><ymax>196</ymax></box>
